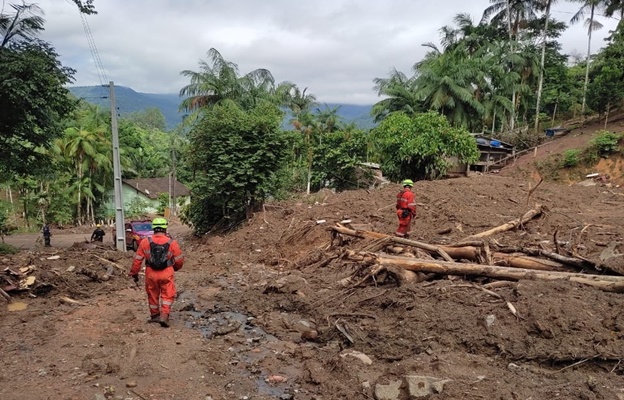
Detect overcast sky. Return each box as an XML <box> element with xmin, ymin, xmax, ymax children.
<box><xmin>27</xmin><ymin>0</ymin><xmax>622</xmax><ymax>104</ymax></box>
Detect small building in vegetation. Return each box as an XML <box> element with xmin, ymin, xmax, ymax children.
<box><xmin>447</xmin><ymin>134</ymin><xmax>515</xmax><ymax>175</ymax></box>
<box><xmin>105</xmin><ymin>177</ymin><xmax>190</xmax><ymax>216</ymax></box>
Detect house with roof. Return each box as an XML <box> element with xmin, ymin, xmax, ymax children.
<box><xmin>447</xmin><ymin>134</ymin><xmax>516</xmax><ymax>176</ymax></box>
<box><xmin>105</xmin><ymin>176</ymin><xmax>190</xmax><ymax>216</ymax></box>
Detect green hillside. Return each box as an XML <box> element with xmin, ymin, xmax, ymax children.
<box><xmin>69</xmin><ymin>86</ymin><xmax>184</xmax><ymax>129</ymax></box>
<box><xmin>68</xmin><ymin>86</ymin><xmax>375</xmax><ymax>130</ymax></box>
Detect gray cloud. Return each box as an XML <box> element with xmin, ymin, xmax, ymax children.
<box><xmin>34</xmin><ymin>0</ymin><xmax>620</xmax><ymax>104</ymax></box>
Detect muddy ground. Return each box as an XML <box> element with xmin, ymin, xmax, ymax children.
<box><xmin>2</xmin><ymin>172</ymin><xmax>624</xmax><ymax>399</ymax></box>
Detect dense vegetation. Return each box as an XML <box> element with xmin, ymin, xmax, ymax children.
<box><xmin>1</xmin><ymin>0</ymin><xmax>624</xmax><ymax>235</ymax></box>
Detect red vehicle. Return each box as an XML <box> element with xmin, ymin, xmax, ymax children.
<box><xmin>124</xmin><ymin>220</ymin><xmax>153</xmax><ymax>251</ymax></box>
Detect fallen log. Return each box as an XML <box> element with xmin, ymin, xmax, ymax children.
<box><xmin>465</xmin><ymin>205</ymin><xmax>543</xmax><ymax>239</ymax></box>
<box><xmin>493</xmin><ymin>252</ymin><xmax>572</xmax><ymax>272</ymax></box>
<box><xmin>496</xmin><ymin>246</ymin><xmax>595</xmax><ymax>270</ymax></box>
<box><xmin>331</xmin><ymin>225</ymin><xmax>478</xmax><ymax>261</ymax></box>
<box><xmin>347</xmin><ymin>252</ymin><xmax>624</xmax><ymax>292</ymax></box>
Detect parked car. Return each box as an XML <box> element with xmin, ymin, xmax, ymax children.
<box><xmin>125</xmin><ymin>220</ymin><xmax>153</xmax><ymax>251</ymax></box>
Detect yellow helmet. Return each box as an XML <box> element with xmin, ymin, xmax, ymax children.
<box><xmin>152</xmin><ymin>217</ymin><xmax>168</xmax><ymax>229</ymax></box>
<box><xmin>96</xmin><ymin>224</ymin><xmax>101</xmax><ymax>228</ymax></box>
<box><xmin>402</xmin><ymin>179</ymin><xmax>414</xmax><ymax>187</ymax></box>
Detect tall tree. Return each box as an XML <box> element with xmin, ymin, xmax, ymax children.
<box><xmin>179</xmin><ymin>48</ymin><xmax>276</xmax><ymax>118</ymax></box>
<box><xmin>0</xmin><ymin>4</ymin><xmax>76</xmax><ymax>175</ymax></box>
<box><xmin>570</xmin><ymin>0</ymin><xmax>605</xmax><ymax>117</ymax></box>
<box><xmin>534</xmin><ymin>0</ymin><xmax>557</xmax><ymax>133</ymax></box>
<box><xmin>185</xmin><ymin>102</ymin><xmax>288</xmax><ymax>234</ymax></box>
<box><xmin>481</xmin><ymin>0</ymin><xmax>540</xmax><ymax>39</ymax></box>
<box><xmin>372</xmin><ymin>69</ymin><xmax>422</xmax><ymax>122</ymax></box>
<box><xmin>0</xmin><ymin>3</ymin><xmax>44</xmax><ymax>48</ymax></box>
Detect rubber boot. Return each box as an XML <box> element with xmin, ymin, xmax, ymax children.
<box><xmin>159</xmin><ymin>313</ymin><xmax>170</xmax><ymax>328</ymax></box>
<box><xmin>148</xmin><ymin>314</ymin><xmax>160</xmax><ymax>323</ymax></box>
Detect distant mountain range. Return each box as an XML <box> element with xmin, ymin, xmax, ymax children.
<box><xmin>68</xmin><ymin>86</ymin><xmax>376</xmax><ymax>130</ymax></box>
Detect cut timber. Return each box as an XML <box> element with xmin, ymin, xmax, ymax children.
<box><xmin>348</xmin><ymin>252</ymin><xmax>624</xmax><ymax>293</ymax></box>
<box><xmin>496</xmin><ymin>246</ymin><xmax>594</xmax><ymax>270</ymax></box>
<box><xmin>331</xmin><ymin>225</ymin><xmax>478</xmax><ymax>261</ymax></box>
<box><xmin>493</xmin><ymin>252</ymin><xmax>571</xmax><ymax>272</ymax></box>
<box><xmin>466</xmin><ymin>205</ymin><xmax>543</xmax><ymax>239</ymax></box>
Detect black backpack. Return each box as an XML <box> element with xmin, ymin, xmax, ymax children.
<box><xmin>147</xmin><ymin>237</ymin><xmax>173</xmax><ymax>270</ymax></box>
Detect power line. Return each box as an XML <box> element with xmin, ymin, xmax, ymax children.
<box><xmin>66</xmin><ymin>0</ymin><xmax>108</xmax><ymax>85</ymax></box>
<box><xmin>551</xmin><ymin>9</ymin><xmax>621</xmax><ymax>21</ymax></box>
<box><xmin>79</xmin><ymin>11</ymin><xmax>108</xmax><ymax>84</ymax></box>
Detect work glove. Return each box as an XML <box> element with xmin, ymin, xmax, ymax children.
<box><xmin>131</xmin><ymin>274</ymin><xmax>139</xmax><ymax>284</ymax></box>
<box><xmin>401</xmin><ymin>209</ymin><xmax>410</xmax><ymax>218</ymax></box>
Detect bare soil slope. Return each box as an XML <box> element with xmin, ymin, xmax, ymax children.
<box><xmin>2</xmin><ymin>175</ymin><xmax>624</xmax><ymax>400</ymax></box>
<box><xmin>501</xmin><ymin>116</ymin><xmax>624</xmax><ymax>185</ymax></box>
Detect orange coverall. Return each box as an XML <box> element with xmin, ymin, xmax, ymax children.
<box><xmin>395</xmin><ymin>188</ymin><xmax>417</xmax><ymax>237</ymax></box>
<box><xmin>130</xmin><ymin>233</ymin><xmax>184</xmax><ymax>318</ymax></box>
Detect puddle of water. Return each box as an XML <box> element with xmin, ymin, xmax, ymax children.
<box><xmin>184</xmin><ymin>306</ymin><xmax>291</xmax><ymax>398</ymax></box>
<box><xmin>7</xmin><ymin>301</ymin><xmax>28</xmax><ymax>312</ymax></box>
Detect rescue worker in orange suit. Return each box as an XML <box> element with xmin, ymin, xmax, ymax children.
<box><xmin>129</xmin><ymin>218</ymin><xmax>184</xmax><ymax>327</ymax></box>
<box><xmin>395</xmin><ymin>179</ymin><xmax>417</xmax><ymax>238</ymax></box>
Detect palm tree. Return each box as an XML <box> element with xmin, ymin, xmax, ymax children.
<box><xmin>570</xmin><ymin>0</ymin><xmax>605</xmax><ymax>117</ymax></box>
<box><xmin>413</xmin><ymin>49</ymin><xmax>486</xmax><ymax>129</ymax></box>
<box><xmin>481</xmin><ymin>0</ymin><xmax>540</xmax><ymax>39</ymax></box>
<box><xmin>534</xmin><ymin>0</ymin><xmax>558</xmax><ymax>133</ymax></box>
<box><xmin>0</xmin><ymin>3</ymin><xmax>44</xmax><ymax>48</ymax></box>
<box><xmin>278</xmin><ymin>83</ymin><xmax>318</xmax><ymax>122</ymax></box>
<box><xmin>372</xmin><ymin>69</ymin><xmax>422</xmax><ymax>122</ymax></box>
<box><xmin>604</xmin><ymin>0</ymin><xmax>624</xmax><ymax>21</ymax></box>
<box><xmin>179</xmin><ymin>48</ymin><xmax>276</xmax><ymax>117</ymax></box>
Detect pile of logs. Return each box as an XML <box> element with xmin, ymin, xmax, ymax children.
<box><xmin>325</xmin><ymin>204</ymin><xmax>624</xmax><ymax>293</ymax></box>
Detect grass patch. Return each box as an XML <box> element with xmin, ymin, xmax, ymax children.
<box><xmin>0</xmin><ymin>242</ymin><xmax>19</xmax><ymax>254</ymax></box>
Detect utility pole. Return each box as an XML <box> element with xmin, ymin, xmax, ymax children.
<box><xmin>171</xmin><ymin>145</ymin><xmax>176</xmax><ymax>216</ymax></box>
<box><xmin>110</xmin><ymin>82</ymin><xmax>126</xmax><ymax>251</ymax></box>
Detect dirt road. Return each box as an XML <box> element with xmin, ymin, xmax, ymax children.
<box><xmin>3</xmin><ymin>223</ymin><xmax>192</xmax><ymax>250</ymax></box>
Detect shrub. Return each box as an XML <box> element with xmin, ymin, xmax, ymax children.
<box><xmin>589</xmin><ymin>131</ymin><xmax>622</xmax><ymax>156</ymax></box>
<box><xmin>0</xmin><ymin>243</ymin><xmax>18</xmax><ymax>254</ymax></box>
<box><xmin>125</xmin><ymin>197</ymin><xmax>151</xmax><ymax>219</ymax></box>
<box><xmin>562</xmin><ymin>149</ymin><xmax>581</xmax><ymax>168</ymax></box>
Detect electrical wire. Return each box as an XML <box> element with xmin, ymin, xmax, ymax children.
<box><xmin>65</xmin><ymin>0</ymin><xmax>108</xmax><ymax>85</ymax></box>
<box><xmin>79</xmin><ymin>11</ymin><xmax>108</xmax><ymax>85</ymax></box>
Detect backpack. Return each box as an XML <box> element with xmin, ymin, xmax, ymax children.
<box><xmin>147</xmin><ymin>237</ymin><xmax>173</xmax><ymax>270</ymax></box>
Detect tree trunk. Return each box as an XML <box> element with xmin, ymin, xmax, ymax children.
<box><xmin>491</xmin><ymin>109</ymin><xmax>497</xmax><ymax>135</ymax></box>
<box><xmin>534</xmin><ymin>1</ymin><xmax>551</xmax><ymax>134</ymax></box>
<box><xmin>493</xmin><ymin>252</ymin><xmax>570</xmax><ymax>272</ymax></box>
<box><xmin>331</xmin><ymin>225</ymin><xmax>478</xmax><ymax>261</ymax></box>
<box><xmin>581</xmin><ymin>5</ymin><xmax>595</xmax><ymax>118</ymax></box>
<box><xmin>465</xmin><ymin>205</ymin><xmax>543</xmax><ymax>239</ymax></box>
<box><xmin>77</xmin><ymin>159</ymin><xmax>82</xmax><ymax>225</ymax></box>
<box><xmin>605</xmin><ymin>102</ymin><xmax>610</xmax><ymax>129</ymax></box>
<box><xmin>353</xmin><ymin>253</ymin><xmax>624</xmax><ymax>293</ymax></box>
<box><xmin>551</xmin><ymin>100</ymin><xmax>558</xmax><ymax>126</ymax></box>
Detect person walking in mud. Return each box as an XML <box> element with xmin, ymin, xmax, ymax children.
<box><xmin>90</xmin><ymin>224</ymin><xmax>105</xmax><ymax>242</ymax></box>
<box><xmin>129</xmin><ymin>218</ymin><xmax>184</xmax><ymax>328</ymax></box>
<box><xmin>395</xmin><ymin>179</ymin><xmax>417</xmax><ymax>238</ymax></box>
<box><xmin>42</xmin><ymin>224</ymin><xmax>52</xmax><ymax>247</ymax></box>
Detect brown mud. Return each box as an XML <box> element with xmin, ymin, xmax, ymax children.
<box><xmin>3</xmin><ymin>118</ymin><xmax>624</xmax><ymax>400</ymax></box>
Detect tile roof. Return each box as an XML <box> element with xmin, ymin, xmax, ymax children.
<box><xmin>123</xmin><ymin>177</ymin><xmax>190</xmax><ymax>200</ymax></box>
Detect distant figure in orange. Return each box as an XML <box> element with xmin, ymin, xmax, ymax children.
<box><xmin>395</xmin><ymin>179</ymin><xmax>416</xmax><ymax>238</ymax></box>
<box><xmin>129</xmin><ymin>218</ymin><xmax>184</xmax><ymax>327</ymax></box>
